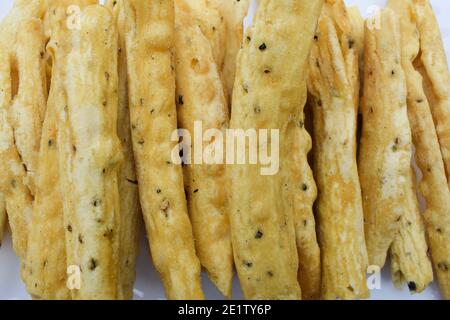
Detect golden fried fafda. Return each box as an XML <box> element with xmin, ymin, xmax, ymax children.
<box><xmin>105</xmin><ymin>0</ymin><xmax>141</xmax><ymax>300</ymax></box>
<box><xmin>228</xmin><ymin>0</ymin><xmax>323</xmax><ymax>300</ymax></box>
<box><xmin>0</xmin><ymin>195</ymin><xmax>6</xmax><ymax>245</ymax></box>
<box><xmin>413</xmin><ymin>0</ymin><xmax>450</xmax><ymax>187</ymax></box>
<box><xmin>386</xmin><ymin>0</ymin><xmax>433</xmax><ymax>294</ymax></box>
<box><xmin>359</xmin><ymin>9</ymin><xmax>412</xmax><ymax>268</ymax></box>
<box><xmin>122</xmin><ymin>0</ymin><xmax>204</xmax><ymax>300</ymax></box>
<box><xmin>308</xmin><ymin>0</ymin><xmax>368</xmax><ymax>300</ymax></box>
<box><xmin>24</xmin><ymin>0</ymin><xmax>97</xmax><ymax>301</ymax></box>
<box><xmin>0</xmin><ymin>19</ymin><xmax>45</xmax><ymax>261</ymax></box>
<box><xmin>177</xmin><ymin>0</ymin><xmax>226</xmax><ymax>78</ymax></box>
<box><xmin>57</xmin><ymin>5</ymin><xmax>123</xmax><ymax>299</ymax></box>
<box><xmin>206</xmin><ymin>0</ymin><xmax>250</xmax><ymax>103</ymax></box>
<box><xmin>8</xmin><ymin>18</ymin><xmax>47</xmax><ymax>196</ymax></box>
<box><xmin>174</xmin><ymin>2</ymin><xmax>233</xmax><ymax>298</ymax></box>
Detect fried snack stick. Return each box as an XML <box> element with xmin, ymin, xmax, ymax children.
<box><xmin>288</xmin><ymin>116</ymin><xmax>321</xmax><ymax>300</ymax></box>
<box><xmin>0</xmin><ymin>45</ymin><xmax>33</xmax><ymax>260</ymax></box>
<box><xmin>43</xmin><ymin>0</ymin><xmax>97</xmax><ymax>40</ymax></box>
<box><xmin>8</xmin><ymin>18</ymin><xmax>47</xmax><ymax>198</ymax></box>
<box><xmin>24</xmin><ymin>42</ymin><xmax>69</xmax><ymax>301</ymax></box>
<box><xmin>0</xmin><ymin>1</ymin><xmax>46</xmax><ymax>262</ymax></box>
<box><xmin>57</xmin><ymin>5</ymin><xmax>123</xmax><ymax>299</ymax></box>
<box><xmin>0</xmin><ymin>195</ymin><xmax>6</xmax><ymax>245</ymax></box>
<box><xmin>347</xmin><ymin>5</ymin><xmax>364</xmax><ymax>108</ymax></box>
<box><xmin>228</xmin><ymin>0</ymin><xmax>323</xmax><ymax>300</ymax></box>
<box><xmin>206</xmin><ymin>0</ymin><xmax>250</xmax><ymax>101</ymax></box>
<box><xmin>0</xmin><ymin>0</ymin><xmax>46</xmax><ymax>52</ymax></box>
<box><xmin>174</xmin><ymin>3</ymin><xmax>233</xmax><ymax>298</ymax></box>
<box><xmin>386</xmin><ymin>0</ymin><xmax>433</xmax><ymax>294</ymax></box>
<box><xmin>105</xmin><ymin>0</ymin><xmax>141</xmax><ymax>300</ymax></box>
<box><xmin>389</xmin><ymin>167</ymin><xmax>433</xmax><ymax>293</ymax></box>
<box><xmin>323</xmin><ymin>1</ymin><xmax>360</xmax><ymax>112</ymax></box>
<box><xmin>23</xmin><ymin>0</ymin><xmax>97</xmax><ymax>301</ymax></box>
<box><xmin>308</xmin><ymin>2</ymin><xmax>368</xmax><ymax>300</ymax></box>
<box><xmin>413</xmin><ymin>0</ymin><xmax>450</xmax><ymax>186</ymax></box>
<box><xmin>176</xmin><ymin>0</ymin><xmax>226</xmax><ymax>78</ymax></box>
<box><xmin>122</xmin><ymin>0</ymin><xmax>204</xmax><ymax>300</ymax></box>
<box><xmin>359</xmin><ymin>9</ymin><xmax>412</xmax><ymax>268</ymax></box>
<box><xmin>387</xmin><ymin>0</ymin><xmax>450</xmax><ymax>299</ymax></box>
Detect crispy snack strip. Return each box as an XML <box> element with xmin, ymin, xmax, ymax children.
<box><xmin>389</xmin><ymin>167</ymin><xmax>433</xmax><ymax>293</ymax></box>
<box><xmin>206</xmin><ymin>0</ymin><xmax>250</xmax><ymax>101</ymax></box>
<box><xmin>308</xmin><ymin>1</ymin><xmax>368</xmax><ymax>300</ymax></box>
<box><xmin>57</xmin><ymin>5</ymin><xmax>123</xmax><ymax>299</ymax></box>
<box><xmin>122</xmin><ymin>0</ymin><xmax>204</xmax><ymax>300</ymax></box>
<box><xmin>8</xmin><ymin>19</ymin><xmax>47</xmax><ymax>196</ymax></box>
<box><xmin>43</xmin><ymin>0</ymin><xmax>97</xmax><ymax>39</ymax></box>
<box><xmin>386</xmin><ymin>0</ymin><xmax>433</xmax><ymax>294</ymax></box>
<box><xmin>174</xmin><ymin>3</ymin><xmax>233</xmax><ymax>298</ymax></box>
<box><xmin>106</xmin><ymin>0</ymin><xmax>141</xmax><ymax>300</ymax></box>
<box><xmin>347</xmin><ymin>6</ymin><xmax>364</xmax><ymax>65</ymax></box>
<box><xmin>0</xmin><ymin>45</ymin><xmax>33</xmax><ymax>261</ymax></box>
<box><xmin>413</xmin><ymin>0</ymin><xmax>450</xmax><ymax>186</ymax></box>
<box><xmin>0</xmin><ymin>0</ymin><xmax>46</xmax><ymax>52</ymax></box>
<box><xmin>347</xmin><ymin>5</ymin><xmax>364</xmax><ymax>109</ymax></box>
<box><xmin>228</xmin><ymin>0</ymin><xmax>323</xmax><ymax>300</ymax></box>
<box><xmin>177</xmin><ymin>0</ymin><xmax>226</xmax><ymax>75</ymax></box>
<box><xmin>288</xmin><ymin>118</ymin><xmax>321</xmax><ymax>300</ymax></box>
<box><xmin>24</xmin><ymin>43</ymin><xmax>69</xmax><ymax>300</ymax></box>
<box><xmin>0</xmin><ymin>195</ymin><xmax>6</xmax><ymax>245</ymax></box>
<box><xmin>359</xmin><ymin>9</ymin><xmax>412</xmax><ymax>268</ymax></box>
<box><xmin>23</xmin><ymin>0</ymin><xmax>97</xmax><ymax>301</ymax></box>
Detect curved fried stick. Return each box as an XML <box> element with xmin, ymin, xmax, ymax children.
<box><xmin>105</xmin><ymin>0</ymin><xmax>141</xmax><ymax>300</ymax></box>
<box><xmin>359</xmin><ymin>9</ymin><xmax>411</xmax><ymax>268</ymax></box>
<box><xmin>57</xmin><ymin>5</ymin><xmax>123</xmax><ymax>299</ymax></box>
<box><xmin>174</xmin><ymin>2</ymin><xmax>233</xmax><ymax>298</ymax></box>
<box><xmin>386</xmin><ymin>0</ymin><xmax>433</xmax><ymax>295</ymax></box>
<box><xmin>122</xmin><ymin>0</ymin><xmax>204</xmax><ymax>300</ymax></box>
<box><xmin>308</xmin><ymin>0</ymin><xmax>368</xmax><ymax>299</ymax></box>
<box><xmin>413</xmin><ymin>0</ymin><xmax>450</xmax><ymax>188</ymax></box>
<box><xmin>228</xmin><ymin>0</ymin><xmax>323</xmax><ymax>300</ymax></box>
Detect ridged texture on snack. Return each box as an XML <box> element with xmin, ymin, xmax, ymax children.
<box><xmin>308</xmin><ymin>0</ymin><xmax>368</xmax><ymax>300</ymax></box>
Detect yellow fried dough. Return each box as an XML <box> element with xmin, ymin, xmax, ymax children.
<box><xmin>57</xmin><ymin>5</ymin><xmax>123</xmax><ymax>299</ymax></box>
<box><xmin>24</xmin><ymin>43</ymin><xmax>69</xmax><ymax>300</ymax></box>
<box><xmin>0</xmin><ymin>0</ymin><xmax>46</xmax><ymax>52</ymax></box>
<box><xmin>206</xmin><ymin>0</ymin><xmax>250</xmax><ymax>102</ymax></box>
<box><xmin>359</xmin><ymin>9</ymin><xmax>411</xmax><ymax>268</ymax></box>
<box><xmin>413</xmin><ymin>0</ymin><xmax>450</xmax><ymax>186</ymax></box>
<box><xmin>23</xmin><ymin>0</ymin><xmax>97</xmax><ymax>301</ymax></box>
<box><xmin>177</xmin><ymin>0</ymin><xmax>226</xmax><ymax>75</ymax></box>
<box><xmin>347</xmin><ymin>5</ymin><xmax>364</xmax><ymax>109</ymax></box>
<box><xmin>0</xmin><ymin>194</ymin><xmax>6</xmax><ymax>245</ymax></box>
<box><xmin>389</xmin><ymin>167</ymin><xmax>433</xmax><ymax>293</ymax></box>
<box><xmin>8</xmin><ymin>18</ymin><xmax>47</xmax><ymax>196</ymax></box>
<box><xmin>43</xmin><ymin>0</ymin><xmax>97</xmax><ymax>39</ymax></box>
<box><xmin>0</xmin><ymin>44</ymin><xmax>33</xmax><ymax>261</ymax></box>
<box><xmin>308</xmin><ymin>1</ymin><xmax>368</xmax><ymax>300</ymax></box>
<box><xmin>228</xmin><ymin>0</ymin><xmax>323</xmax><ymax>300</ymax></box>
<box><xmin>174</xmin><ymin>2</ymin><xmax>233</xmax><ymax>298</ymax></box>
<box><xmin>105</xmin><ymin>0</ymin><xmax>141</xmax><ymax>300</ymax></box>
<box><xmin>386</xmin><ymin>0</ymin><xmax>433</xmax><ymax>294</ymax></box>
<box><xmin>386</xmin><ymin>0</ymin><xmax>450</xmax><ymax>299</ymax></box>
<box><xmin>287</xmin><ymin>117</ymin><xmax>321</xmax><ymax>300</ymax></box>
<box><xmin>122</xmin><ymin>0</ymin><xmax>204</xmax><ymax>300</ymax></box>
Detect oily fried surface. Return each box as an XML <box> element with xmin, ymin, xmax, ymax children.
<box><xmin>122</xmin><ymin>0</ymin><xmax>204</xmax><ymax>300</ymax></box>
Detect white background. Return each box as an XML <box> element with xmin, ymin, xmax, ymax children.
<box><xmin>0</xmin><ymin>0</ymin><xmax>448</xmax><ymax>300</ymax></box>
